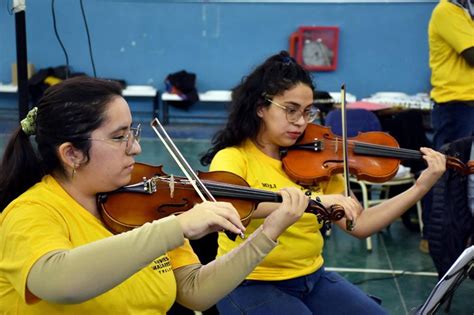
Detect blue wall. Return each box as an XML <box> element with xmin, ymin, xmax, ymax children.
<box><xmin>1</xmin><ymin>1</ymin><xmax>437</xmax><ymax>111</ymax></box>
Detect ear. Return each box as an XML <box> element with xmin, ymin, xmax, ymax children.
<box><xmin>57</xmin><ymin>142</ymin><xmax>85</xmax><ymax>169</ymax></box>
<box><xmin>257</xmin><ymin>105</ymin><xmax>265</xmax><ymax>118</ymax></box>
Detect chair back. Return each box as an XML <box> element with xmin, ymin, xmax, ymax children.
<box><xmin>325</xmin><ymin>108</ymin><xmax>381</xmax><ymax>137</ymax></box>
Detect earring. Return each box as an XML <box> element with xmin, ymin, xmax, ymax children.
<box><xmin>72</xmin><ymin>163</ymin><xmax>77</xmax><ymax>179</ymax></box>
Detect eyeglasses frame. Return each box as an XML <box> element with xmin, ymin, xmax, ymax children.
<box><xmin>87</xmin><ymin>123</ymin><xmax>141</xmax><ymax>154</ymax></box>
<box><xmin>265</xmin><ymin>98</ymin><xmax>319</xmax><ymax>123</ymax></box>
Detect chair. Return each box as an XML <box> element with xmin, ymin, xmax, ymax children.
<box><xmin>349</xmin><ymin>174</ymin><xmax>423</xmax><ymax>251</ymax></box>
<box><xmin>324</xmin><ymin>109</ymin><xmax>423</xmax><ymax>251</ymax></box>
<box><xmin>325</xmin><ymin>108</ymin><xmax>382</xmax><ymax>137</ymax></box>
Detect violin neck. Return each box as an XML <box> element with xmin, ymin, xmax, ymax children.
<box><xmin>354</xmin><ymin>141</ymin><xmax>422</xmax><ymax>161</ymax></box>
<box><xmin>205</xmin><ymin>182</ymin><xmax>282</xmax><ymax>203</ymax></box>
<box><xmin>116</xmin><ymin>178</ymin><xmax>282</xmax><ymax>203</ymax></box>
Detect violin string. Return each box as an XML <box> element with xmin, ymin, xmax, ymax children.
<box><xmin>322</xmin><ymin>139</ymin><xmax>422</xmax><ymax>160</ymax></box>
<box><xmin>199</xmin><ymin>180</ymin><xmax>281</xmax><ymax>202</ymax></box>
<box><xmin>352</xmin><ymin>142</ymin><xmax>421</xmax><ymax>159</ymax></box>
<box><xmin>360</xmin><ymin>144</ymin><xmax>422</xmax><ymax>159</ymax></box>
<box><xmin>165</xmin><ymin>178</ymin><xmax>281</xmax><ymax>202</ymax></box>
<box><xmin>150</xmin><ymin>118</ymin><xmax>212</xmax><ymax>202</ymax></box>
<box><xmin>357</xmin><ymin>141</ymin><xmax>420</xmax><ymax>158</ymax></box>
<box><xmin>353</xmin><ymin>141</ymin><xmax>422</xmax><ymax>156</ymax></box>
<box><xmin>208</xmin><ymin>186</ymin><xmax>276</xmax><ymax>201</ymax></box>
<box><xmin>156</xmin><ymin>175</ymin><xmax>281</xmax><ymax>202</ymax></box>
<box><xmin>154</xmin><ymin>171</ymin><xmax>282</xmax><ymax>202</ymax></box>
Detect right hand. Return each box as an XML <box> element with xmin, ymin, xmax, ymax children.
<box><xmin>176</xmin><ymin>201</ymin><xmax>245</xmax><ymax>240</ymax></box>
<box><xmin>261</xmin><ymin>187</ymin><xmax>309</xmax><ymax>241</ymax></box>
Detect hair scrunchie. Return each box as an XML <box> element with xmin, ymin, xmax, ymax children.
<box><xmin>20</xmin><ymin>107</ymin><xmax>38</xmax><ymax>136</ymax></box>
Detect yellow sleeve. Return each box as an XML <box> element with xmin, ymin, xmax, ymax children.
<box><xmin>168</xmin><ymin>239</ymin><xmax>200</xmax><ymax>270</ymax></box>
<box><xmin>433</xmin><ymin>3</ymin><xmax>474</xmax><ymax>53</ymax></box>
<box><xmin>209</xmin><ymin>147</ymin><xmax>247</xmax><ymax>178</ymax></box>
<box><xmin>0</xmin><ymin>203</ymin><xmax>73</xmax><ymax>303</ymax></box>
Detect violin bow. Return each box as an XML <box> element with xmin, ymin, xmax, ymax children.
<box><xmin>150</xmin><ymin>118</ymin><xmax>214</xmax><ymax>202</ymax></box>
<box><xmin>150</xmin><ymin>118</ymin><xmax>244</xmax><ymax>240</ymax></box>
<box><xmin>340</xmin><ymin>85</ymin><xmax>355</xmax><ymax>231</ymax></box>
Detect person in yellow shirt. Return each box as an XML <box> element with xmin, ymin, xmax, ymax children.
<box><xmin>429</xmin><ymin>0</ymin><xmax>474</xmax><ymax>150</ymax></box>
<box><xmin>0</xmin><ymin>76</ymin><xmax>312</xmax><ymax>314</ymax></box>
<box><xmin>200</xmin><ymin>51</ymin><xmax>446</xmax><ymax>315</ymax></box>
<box><xmin>421</xmin><ymin>0</ymin><xmax>474</xmax><ymax>254</ymax></box>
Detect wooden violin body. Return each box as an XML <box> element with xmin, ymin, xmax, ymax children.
<box><xmin>98</xmin><ymin>163</ymin><xmax>253</xmax><ymax>233</ymax></box>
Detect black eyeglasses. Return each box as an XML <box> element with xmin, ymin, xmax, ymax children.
<box><xmin>88</xmin><ymin>124</ymin><xmax>141</xmax><ymax>154</ymax></box>
<box><xmin>266</xmin><ymin>99</ymin><xmax>319</xmax><ymax>123</ymax></box>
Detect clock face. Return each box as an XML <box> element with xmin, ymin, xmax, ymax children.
<box><xmin>302</xmin><ymin>40</ymin><xmax>333</xmax><ymax>66</ymax></box>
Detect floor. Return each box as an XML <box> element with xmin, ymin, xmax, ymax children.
<box><xmin>324</xmin><ymin>222</ymin><xmax>473</xmax><ymax>315</ymax></box>
<box><xmin>0</xmin><ymin>116</ymin><xmax>472</xmax><ymax>315</ymax></box>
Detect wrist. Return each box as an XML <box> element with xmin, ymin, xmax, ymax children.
<box><xmin>261</xmin><ymin>222</ymin><xmax>281</xmax><ymax>242</ymax></box>
<box><xmin>252</xmin><ymin>225</ymin><xmax>278</xmax><ymax>247</ymax></box>
<box><xmin>174</xmin><ymin>214</ymin><xmax>191</xmax><ymax>239</ymax></box>
<box><xmin>412</xmin><ymin>182</ymin><xmax>430</xmax><ymax>197</ymax></box>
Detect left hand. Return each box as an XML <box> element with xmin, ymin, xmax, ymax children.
<box><xmin>415</xmin><ymin>147</ymin><xmax>446</xmax><ymax>193</ymax></box>
<box><xmin>318</xmin><ymin>194</ymin><xmax>362</xmax><ymax>224</ymax></box>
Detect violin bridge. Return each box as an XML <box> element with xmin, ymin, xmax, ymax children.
<box><xmin>169</xmin><ymin>174</ymin><xmax>175</xmax><ymax>198</ymax></box>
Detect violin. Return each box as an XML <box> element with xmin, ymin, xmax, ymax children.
<box><xmin>97</xmin><ymin>163</ymin><xmax>345</xmax><ymax>234</ymax></box>
<box><xmin>280</xmin><ymin>124</ymin><xmax>469</xmax><ymax>186</ymax></box>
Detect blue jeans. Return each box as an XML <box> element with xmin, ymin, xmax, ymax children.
<box><xmin>431</xmin><ymin>101</ymin><xmax>474</xmax><ymax>150</ymax></box>
<box><xmin>216</xmin><ymin>267</ymin><xmax>388</xmax><ymax>315</ymax></box>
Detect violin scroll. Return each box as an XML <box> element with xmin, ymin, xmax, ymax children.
<box><xmin>305</xmin><ymin>199</ymin><xmax>345</xmax><ymax>225</ymax></box>
<box><xmin>446</xmin><ymin>156</ymin><xmax>471</xmax><ymax>175</ymax></box>
<box><xmin>468</xmin><ymin>160</ymin><xmax>474</xmax><ymax>175</ymax></box>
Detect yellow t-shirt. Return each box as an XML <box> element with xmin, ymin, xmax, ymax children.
<box><xmin>210</xmin><ymin>139</ymin><xmax>344</xmax><ymax>281</ymax></box>
<box><xmin>0</xmin><ymin>175</ymin><xmax>198</xmax><ymax>315</ymax></box>
<box><xmin>429</xmin><ymin>0</ymin><xmax>474</xmax><ymax>102</ymax></box>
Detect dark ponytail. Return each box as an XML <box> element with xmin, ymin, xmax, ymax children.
<box><xmin>0</xmin><ymin>127</ymin><xmax>44</xmax><ymax>211</ymax></box>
